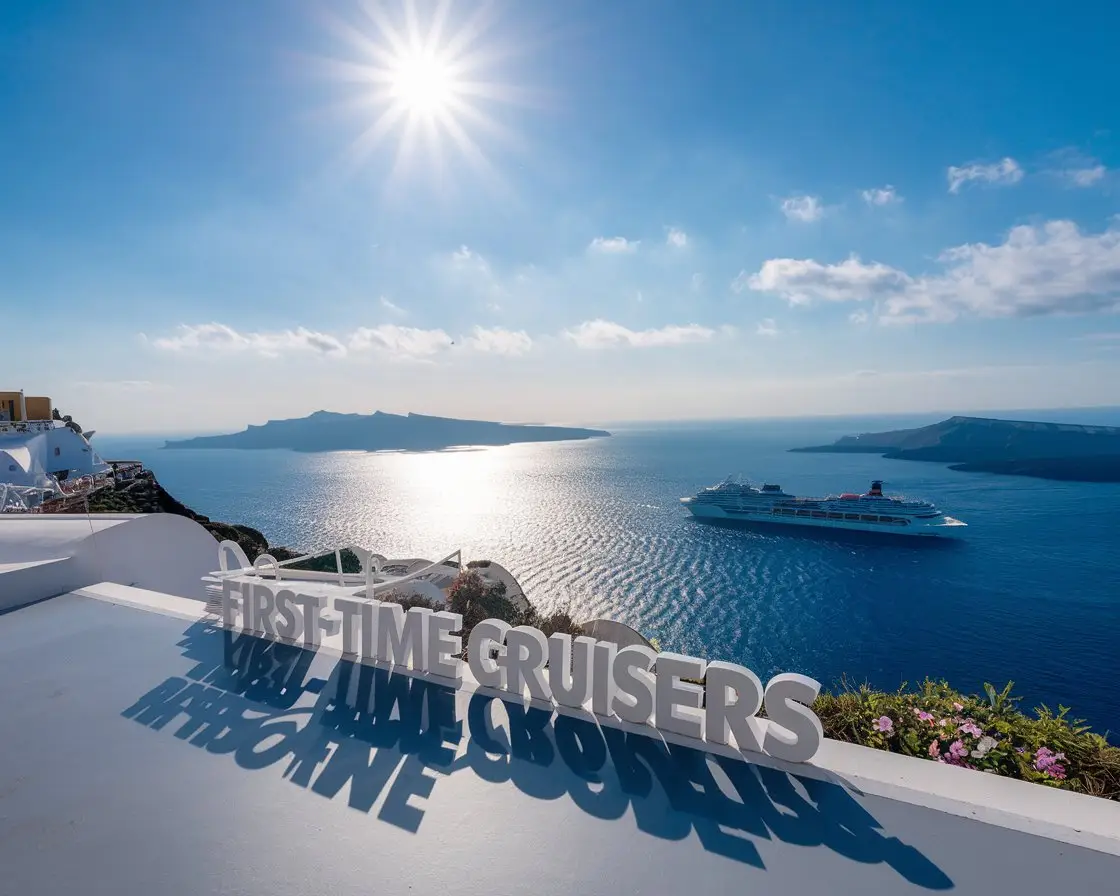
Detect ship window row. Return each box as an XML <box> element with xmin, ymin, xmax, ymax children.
<box><xmin>771</xmin><ymin>508</ymin><xmax>911</xmax><ymax>524</ymax></box>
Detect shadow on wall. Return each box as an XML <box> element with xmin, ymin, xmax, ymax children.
<box><xmin>121</xmin><ymin>623</ymin><xmax>953</xmax><ymax>890</ymax></box>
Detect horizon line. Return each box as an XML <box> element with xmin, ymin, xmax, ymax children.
<box><xmin>88</xmin><ymin>402</ymin><xmax>1120</xmax><ymax>440</ymax></box>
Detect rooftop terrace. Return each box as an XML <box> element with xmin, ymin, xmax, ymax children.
<box><xmin>0</xmin><ymin>513</ymin><xmax>1117</xmax><ymax>894</ymax></box>
<box><xmin>0</xmin><ymin>581</ymin><xmax>1116</xmax><ymax>894</ymax></box>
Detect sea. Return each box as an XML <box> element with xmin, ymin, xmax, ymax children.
<box><xmin>94</xmin><ymin>408</ymin><xmax>1120</xmax><ymax>738</ymax></box>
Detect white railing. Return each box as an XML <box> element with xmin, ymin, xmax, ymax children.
<box><xmin>209</xmin><ymin>542</ymin><xmax>464</xmax><ymax>597</ymax></box>
<box><xmin>0</xmin><ymin>419</ymin><xmax>59</xmax><ymax>435</ymax></box>
<box><xmin>57</xmin><ymin>472</ymin><xmax>114</xmax><ymax>496</ymax></box>
<box><xmin>0</xmin><ymin>483</ymin><xmax>60</xmax><ymax>513</ymax></box>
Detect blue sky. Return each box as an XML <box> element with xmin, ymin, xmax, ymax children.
<box><xmin>3</xmin><ymin>0</ymin><xmax>1119</xmax><ymax>433</ymax></box>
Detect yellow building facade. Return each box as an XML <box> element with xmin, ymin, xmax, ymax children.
<box><xmin>0</xmin><ymin>392</ymin><xmax>53</xmax><ymax>422</ymax></box>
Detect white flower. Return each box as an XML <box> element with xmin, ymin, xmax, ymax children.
<box><xmin>971</xmin><ymin>735</ymin><xmax>998</xmax><ymax>758</ymax></box>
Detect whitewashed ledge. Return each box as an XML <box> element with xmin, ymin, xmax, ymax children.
<box><xmin>71</xmin><ymin>580</ymin><xmax>1120</xmax><ymax>859</ymax></box>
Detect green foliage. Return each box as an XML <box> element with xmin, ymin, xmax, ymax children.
<box><xmin>285</xmin><ymin>548</ymin><xmax>363</xmax><ymax>574</ymax></box>
<box><xmin>812</xmin><ymin>678</ymin><xmax>1120</xmax><ymax>800</ymax></box>
<box><xmin>447</xmin><ymin>570</ymin><xmax>518</xmax><ymax>626</ymax></box>
<box><xmin>379</xmin><ymin>590</ymin><xmax>443</xmax><ymax>613</ymax></box>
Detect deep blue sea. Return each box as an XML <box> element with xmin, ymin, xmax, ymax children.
<box><xmin>95</xmin><ymin>409</ymin><xmax>1120</xmax><ymax>737</ymax></box>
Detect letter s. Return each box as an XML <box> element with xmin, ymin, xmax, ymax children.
<box><xmin>762</xmin><ymin>673</ymin><xmax>823</xmax><ymax>763</ymax></box>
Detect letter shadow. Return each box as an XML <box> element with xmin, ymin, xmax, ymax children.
<box><xmin>122</xmin><ymin>623</ymin><xmax>952</xmax><ymax>889</ymax></box>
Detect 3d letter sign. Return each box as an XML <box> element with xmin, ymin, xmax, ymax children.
<box><xmin>217</xmin><ymin>568</ymin><xmax>824</xmax><ymax>763</ymax></box>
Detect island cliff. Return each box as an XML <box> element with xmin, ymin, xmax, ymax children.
<box><xmin>163</xmin><ymin>410</ymin><xmax>610</xmax><ymax>453</ymax></box>
<box><xmin>791</xmin><ymin>415</ymin><xmax>1120</xmax><ymax>482</ymax></box>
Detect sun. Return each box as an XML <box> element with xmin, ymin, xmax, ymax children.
<box><xmin>389</xmin><ymin>50</ymin><xmax>456</xmax><ymax>117</ymax></box>
<box><xmin>313</xmin><ymin>0</ymin><xmax>530</xmax><ymax>187</ymax></box>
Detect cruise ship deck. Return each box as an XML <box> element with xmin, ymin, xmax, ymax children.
<box><xmin>1</xmin><ymin>515</ymin><xmax>1117</xmax><ymax>894</ymax></box>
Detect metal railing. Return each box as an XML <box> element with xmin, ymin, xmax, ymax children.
<box><xmin>209</xmin><ymin>543</ymin><xmax>464</xmax><ymax>596</ymax></box>
<box><xmin>0</xmin><ymin>420</ymin><xmax>59</xmax><ymax>435</ymax></box>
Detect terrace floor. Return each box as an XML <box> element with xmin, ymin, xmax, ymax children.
<box><xmin>0</xmin><ymin>592</ymin><xmax>1116</xmax><ymax>895</ymax></box>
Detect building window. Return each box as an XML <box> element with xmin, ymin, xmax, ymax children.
<box><xmin>55</xmin><ymin>447</ymin><xmax>61</xmax><ymax>456</ymax></box>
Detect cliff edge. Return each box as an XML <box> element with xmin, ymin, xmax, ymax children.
<box><xmin>791</xmin><ymin>415</ymin><xmax>1120</xmax><ymax>482</ymax></box>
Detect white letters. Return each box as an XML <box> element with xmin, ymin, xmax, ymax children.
<box><xmin>220</xmin><ymin>579</ymin><xmax>241</xmax><ymax>629</ymax></box>
<box><xmin>610</xmin><ymin>645</ymin><xmax>657</xmax><ymax>725</ymax></box>
<box><xmin>274</xmin><ymin>589</ymin><xmax>300</xmax><ymax>641</ymax></box>
<box><xmin>547</xmin><ymin>633</ymin><xmax>595</xmax><ymax>709</ymax></box>
<box><xmin>762</xmin><ymin>673</ymin><xmax>823</xmax><ymax>763</ymax></box>
<box><xmin>213</xmin><ymin>554</ymin><xmax>825</xmax><ymax>762</ymax></box>
<box><xmin>377</xmin><ymin>604</ymin><xmax>431</xmax><ymax>671</ymax></box>
<box><xmin>467</xmin><ymin>619</ymin><xmax>510</xmax><ymax>689</ymax></box>
<box><xmin>251</xmin><ymin>582</ymin><xmax>277</xmax><ymax>637</ymax></box>
<box><xmin>705</xmin><ymin>660</ymin><xmax>765</xmax><ymax>752</ymax></box>
<box><xmin>427</xmin><ymin>611</ymin><xmax>463</xmax><ymax>681</ymax></box>
<box><xmin>291</xmin><ymin>593</ymin><xmax>325</xmax><ymax>647</ymax></box>
<box><xmin>501</xmin><ymin>626</ymin><xmax>550</xmax><ymax>701</ymax></box>
<box><xmin>333</xmin><ymin>598</ymin><xmax>364</xmax><ymax>656</ymax></box>
<box><xmin>591</xmin><ymin>640</ymin><xmax>617</xmax><ymax>717</ymax></box>
<box><xmin>655</xmin><ymin>652</ymin><xmax>706</xmax><ymax>740</ymax></box>
<box><xmin>359</xmin><ymin>601</ymin><xmax>378</xmax><ymax>661</ymax></box>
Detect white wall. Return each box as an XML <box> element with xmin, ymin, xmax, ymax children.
<box><xmin>70</xmin><ymin>514</ymin><xmax>216</xmax><ymax>600</ymax></box>
<box><xmin>0</xmin><ymin>514</ymin><xmax>134</xmax><ymax>564</ymax></box>
<box><xmin>0</xmin><ymin>559</ymin><xmax>81</xmax><ymax>613</ymax></box>
<box><xmin>0</xmin><ymin>513</ymin><xmax>218</xmax><ymax>611</ymax></box>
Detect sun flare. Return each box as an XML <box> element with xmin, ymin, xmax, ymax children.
<box><xmin>390</xmin><ymin>51</ymin><xmax>456</xmax><ymax>117</ymax></box>
<box><xmin>316</xmin><ymin>0</ymin><xmax>529</xmax><ymax>186</ymax></box>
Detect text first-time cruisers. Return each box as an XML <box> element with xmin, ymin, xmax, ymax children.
<box><xmin>681</xmin><ymin>477</ymin><xmax>967</xmax><ymax>538</ymax></box>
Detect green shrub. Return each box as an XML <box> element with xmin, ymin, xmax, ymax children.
<box><xmin>812</xmin><ymin>679</ymin><xmax>1120</xmax><ymax>800</ymax></box>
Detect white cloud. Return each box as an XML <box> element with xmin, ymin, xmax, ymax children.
<box><xmin>1064</xmin><ymin>165</ymin><xmax>1107</xmax><ymax>187</ymax></box>
<box><xmin>348</xmin><ymin>324</ymin><xmax>453</xmax><ymax>357</ymax></box>
<box><xmin>148</xmin><ymin>322</ymin><xmax>530</xmax><ymax>361</ymax></box>
<box><xmin>744</xmin><ymin>219</ymin><xmax>1120</xmax><ymax>324</ymax></box>
<box><xmin>860</xmin><ymin>186</ymin><xmax>901</xmax><ymax>206</ymax></box>
<box><xmin>563</xmin><ymin>319</ymin><xmax>719</xmax><ymax>349</ymax></box>
<box><xmin>947</xmin><ymin>157</ymin><xmax>1023</xmax><ymax>193</ymax></box>
<box><xmin>461</xmin><ymin>326</ymin><xmax>533</xmax><ymax>356</ymax></box>
<box><xmin>589</xmin><ymin>236</ymin><xmax>639</xmax><ymax>253</ymax></box>
<box><xmin>849</xmin><ymin>309</ymin><xmax>870</xmax><ymax>325</ymax></box>
<box><xmin>690</xmin><ymin>272</ymin><xmax>704</xmax><ymax>292</ymax></box>
<box><xmin>73</xmin><ymin>379</ymin><xmax>161</xmax><ymax>390</ymax></box>
<box><xmin>380</xmin><ymin>297</ymin><xmax>406</xmax><ymax>315</ymax></box>
<box><xmin>666</xmin><ymin>227</ymin><xmax>688</xmax><ymax>248</ymax></box>
<box><xmin>452</xmin><ymin>245</ymin><xmax>486</xmax><ymax>266</ymax></box>
<box><xmin>780</xmin><ymin>195</ymin><xmax>824</xmax><ymax>222</ymax></box>
<box><xmin>742</xmin><ymin>256</ymin><xmax>910</xmax><ymax>304</ymax></box>
<box><xmin>150</xmin><ymin>323</ymin><xmax>348</xmax><ymax>358</ymax></box>
<box><xmin>756</xmin><ymin>318</ymin><xmax>778</xmax><ymax>337</ymax></box>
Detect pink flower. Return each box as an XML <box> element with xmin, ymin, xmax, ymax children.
<box><xmin>1047</xmin><ymin>763</ymin><xmax>1067</xmax><ymax>780</ymax></box>
<box><xmin>953</xmin><ymin>702</ymin><xmax>964</xmax><ymax>712</ymax></box>
<box><xmin>873</xmin><ymin>716</ymin><xmax>894</xmax><ymax>734</ymax></box>
<box><xmin>1033</xmin><ymin>747</ymin><xmax>1067</xmax><ymax>773</ymax></box>
<box><xmin>949</xmin><ymin>740</ymin><xmax>968</xmax><ymax>760</ymax></box>
<box><xmin>928</xmin><ymin>739</ymin><xmax>940</xmax><ymax>758</ymax></box>
<box><xmin>959</xmin><ymin>721</ymin><xmax>983</xmax><ymax>738</ymax></box>
<box><xmin>915</xmin><ymin>710</ymin><xmax>934</xmax><ymax>723</ymax></box>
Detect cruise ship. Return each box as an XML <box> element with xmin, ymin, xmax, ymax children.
<box><xmin>681</xmin><ymin>477</ymin><xmax>967</xmax><ymax>538</ymax></box>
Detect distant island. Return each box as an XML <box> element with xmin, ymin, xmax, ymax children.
<box><xmin>163</xmin><ymin>410</ymin><xmax>611</xmax><ymax>453</ymax></box>
<box><xmin>790</xmin><ymin>415</ymin><xmax>1120</xmax><ymax>482</ymax></box>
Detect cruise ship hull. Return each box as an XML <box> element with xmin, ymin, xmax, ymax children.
<box><xmin>682</xmin><ymin>499</ymin><xmax>968</xmax><ymax>538</ymax></box>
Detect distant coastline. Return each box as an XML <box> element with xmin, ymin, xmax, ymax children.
<box><xmin>791</xmin><ymin>415</ymin><xmax>1120</xmax><ymax>482</ymax></box>
<box><xmin>163</xmin><ymin>410</ymin><xmax>611</xmax><ymax>453</ymax></box>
